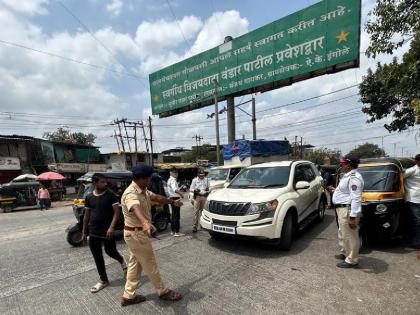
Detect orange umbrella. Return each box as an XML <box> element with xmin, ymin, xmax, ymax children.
<box><xmin>37</xmin><ymin>171</ymin><xmax>65</xmax><ymax>181</ymax></box>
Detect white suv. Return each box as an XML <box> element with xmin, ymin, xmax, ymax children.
<box><xmin>200</xmin><ymin>161</ymin><xmax>327</xmax><ymax>250</ymax></box>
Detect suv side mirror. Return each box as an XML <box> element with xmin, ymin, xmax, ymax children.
<box><xmin>295</xmin><ymin>181</ymin><xmax>310</xmax><ymax>190</ymax></box>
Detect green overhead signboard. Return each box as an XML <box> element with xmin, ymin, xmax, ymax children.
<box><xmin>149</xmin><ymin>0</ymin><xmax>361</xmax><ymax>117</ymax></box>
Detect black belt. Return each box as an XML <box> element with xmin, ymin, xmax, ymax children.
<box><xmin>334</xmin><ymin>204</ymin><xmax>349</xmax><ymax>208</ymax></box>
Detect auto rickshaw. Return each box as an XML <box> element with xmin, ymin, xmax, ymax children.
<box><xmin>358</xmin><ymin>158</ymin><xmax>415</xmax><ymax>245</ymax></box>
<box><xmin>0</xmin><ymin>181</ymin><xmax>39</xmax><ymax>213</ymax></box>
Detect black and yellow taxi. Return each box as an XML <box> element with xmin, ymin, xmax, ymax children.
<box><xmin>358</xmin><ymin>158</ymin><xmax>415</xmax><ymax>244</ymax></box>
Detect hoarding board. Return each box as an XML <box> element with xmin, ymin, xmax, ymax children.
<box><xmin>149</xmin><ymin>0</ymin><xmax>361</xmax><ymax>117</ymax></box>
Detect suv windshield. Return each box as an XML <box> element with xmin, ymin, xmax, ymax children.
<box><xmin>358</xmin><ymin>165</ymin><xmax>400</xmax><ymax>192</ymax></box>
<box><xmin>229</xmin><ymin>166</ymin><xmax>290</xmax><ymax>188</ymax></box>
<box><xmin>208</xmin><ymin>169</ymin><xmax>229</xmax><ymax>180</ymax></box>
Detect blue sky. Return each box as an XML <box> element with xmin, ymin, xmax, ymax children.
<box><xmin>0</xmin><ymin>0</ymin><xmax>418</xmax><ymax>157</ymax></box>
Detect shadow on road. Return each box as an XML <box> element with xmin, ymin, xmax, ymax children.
<box><xmin>359</xmin><ymin>256</ymin><xmax>389</xmax><ymax>274</ymax></box>
<box><xmin>151</xmin><ymin>274</ymin><xmax>208</xmax><ymax>315</ymax></box>
<box><xmin>206</xmin><ymin>213</ymin><xmax>335</xmax><ymax>259</ymax></box>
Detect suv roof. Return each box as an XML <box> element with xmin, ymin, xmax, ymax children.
<box><xmin>210</xmin><ymin>165</ymin><xmax>243</xmax><ymax>170</ymax></box>
<box><xmin>247</xmin><ymin>160</ymin><xmax>310</xmax><ymax>168</ymax></box>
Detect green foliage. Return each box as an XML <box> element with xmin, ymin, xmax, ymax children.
<box><xmin>361</xmin><ymin>1</ymin><xmax>420</xmax><ymax>131</ymax></box>
<box><xmin>365</xmin><ymin>0</ymin><xmax>420</xmax><ymax>58</ymax></box>
<box><xmin>348</xmin><ymin>142</ymin><xmax>386</xmax><ymax>159</ymax></box>
<box><xmin>43</xmin><ymin>128</ymin><xmax>97</xmax><ymax>145</ymax></box>
<box><xmin>306</xmin><ymin>147</ymin><xmax>341</xmax><ymax>165</ymax></box>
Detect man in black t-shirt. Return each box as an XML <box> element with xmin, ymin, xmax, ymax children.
<box><xmin>82</xmin><ymin>173</ymin><xmax>127</xmax><ymax>293</ymax></box>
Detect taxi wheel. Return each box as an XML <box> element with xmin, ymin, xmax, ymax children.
<box><xmin>4</xmin><ymin>206</ymin><xmax>12</xmax><ymax>213</ymax></box>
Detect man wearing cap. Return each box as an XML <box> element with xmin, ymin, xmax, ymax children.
<box><xmin>167</xmin><ymin>168</ymin><xmax>185</xmax><ymax>236</ymax></box>
<box><xmin>404</xmin><ymin>154</ymin><xmax>420</xmax><ymax>251</ymax></box>
<box><xmin>190</xmin><ymin>168</ymin><xmax>210</xmax><ymax>233</ymax></box>
<box><xmin>332</xmin><ymin>154</ymin><xmax>364</xmax><ymax>268</ymax></box>
<box><xmin>120</xmin><ymin>165</ymin><xmax>183</xmax><ymax>306</ymax></box>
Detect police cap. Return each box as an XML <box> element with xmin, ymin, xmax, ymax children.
<box><xmin>132</xmin><ymin>165</ymin><xmax>154</xmax><ymax>179</ymax></box>
<box><xmin>339</xmin><ymin>154</ymin><xmax>360</xmax><ymax>168</ymax></box>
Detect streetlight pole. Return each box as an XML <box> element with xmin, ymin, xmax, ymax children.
<box><xmin>213</xmin><ymin>79</ymin><xmax>221</xmax><ymax>166</ymax></box>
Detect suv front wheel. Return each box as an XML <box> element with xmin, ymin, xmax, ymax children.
<box><xmin>317</xmin><ymin>199</ymin><xmax>327</xmax><ymax>222</ymax></box>
<box><xmin>278</xmin><ymin>212</ymin><xmax>294</xmax><ymax>251</ymax></box>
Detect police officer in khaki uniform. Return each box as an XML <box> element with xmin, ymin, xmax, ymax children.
<box><xmin>120</xmin><ymin>165</ymin><xmax>183</xmax><ymax>307</ymax></box>
<box><xmin>331</xmin><ymin>154</ymin><xmax>364</xmax><ymax>268</ymax></box>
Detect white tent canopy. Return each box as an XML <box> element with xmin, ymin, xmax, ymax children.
<box><xmin>12</xmin><ymin>174</ymin><xmax>38</xmax><ymax>182</ymax></box>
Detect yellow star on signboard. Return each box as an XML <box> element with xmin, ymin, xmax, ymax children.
<box><xmin>336</xmin><ymin>31</ymin><xmax>350</xmax><ymax>43</ymax></box>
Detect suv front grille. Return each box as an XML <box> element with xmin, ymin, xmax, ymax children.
<box><xmin>208</xmin><ymin>200</ymin><xmax>251</xmax><ymax>216</ymax></box>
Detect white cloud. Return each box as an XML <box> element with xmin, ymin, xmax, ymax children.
<box><xmin>0</xmin><ymin>0</ymin><xmax>48</xmax><ymax>15</ymax></box>
<box><xmin>189</xmin><ymin>10</ymin><xmax>249</xmax><ymax>56</ymax></box>
<box><xmin>106</xmin><ymin>0</ymin><xmax>123</xmax><ymax>16</ymax></box>
<box><xmin>134</xmin><ymin>10</ymin><xmax>248</xmax><ymax>75</ymax></box>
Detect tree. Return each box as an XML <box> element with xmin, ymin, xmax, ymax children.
<box><xmin>360</xmin><ymin>0</ymin><xmax>420</xmax><ymax>131</ymax></box>
<box><xmin>43</xmin><ymin>128</ymin><xmax>97</xmax><ymax>145</ymax></box>
<box><xmin>348</xmin><ymin>143</ymin><xmax>385</xmax><ymax>159</ymax></box>
<box><xmin>306</xmin><ymin>147</ymin><xmax>341</xmax><ymax>165</ymax></box>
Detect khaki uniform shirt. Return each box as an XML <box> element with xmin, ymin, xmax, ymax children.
<box><xmin>121</xmin><ymin>181</ymin><xmax>156</xmax><ymax>227</ymax></box>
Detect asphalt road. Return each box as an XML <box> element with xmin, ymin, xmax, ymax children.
<box><xmin>0</xmin><ymin>203</ymin><xmax>419</xmax><ymax>315</ymax></box>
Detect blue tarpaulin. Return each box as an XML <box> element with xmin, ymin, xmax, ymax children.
<box><xmin>223</xmin><ymin>140</ymin><xmax>289</xmax><ymax>161</ymax></box>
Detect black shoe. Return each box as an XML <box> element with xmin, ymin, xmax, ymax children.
<box><xmin>337</xmin><ymin>261</ymin><xmax>358</xmax><ymax>268</ymax></box>
<box><xmin>192</xmin><ymin>227</ymin><xmax>197</xmax><ymax>233</ymax></box>
<box><xmin>121</xmin><ymin>294</ymin><xmax>147</xmax><ymax>307</ymax></box>
<box><xmin>335</xmin><ymin>254</ymin><xmax>346</xmax><ymax>260</ymax></box>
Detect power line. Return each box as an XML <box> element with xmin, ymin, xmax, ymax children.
<box><xmin>165</xmin><ymin>0</ymin><xmax>193</xmax><ymax>49</ymax></box>
<box><xmin>0</xmin><ymin>39</ymin><xmax>141</xmax><ymax>79</ymax></box>
<box><xmin>153</xmin><ymin>85</ymin><xmax>360</xmax><ymax>127</ymax></box>
<box><xmin>256</xmin><ymin>84</ymin><xmax>359</xmax><ymax>114</ymax></box>
<box><xmin>56</xmin><ymin>0</ymin><xmax>149</xmax><ymax>88</ymax></box>
<box><xmin>312</xmin><ymin>128</ymin><xmax>419</xmax><ymax>147</ymax></box>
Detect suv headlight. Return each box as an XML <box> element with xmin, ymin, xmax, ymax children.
<box><xmin>204</xmin><ymin>199</ymin><xmax>209</xmax><ymax>210</ymax></box>
<box><xmin>247</xmin><ymin>200</ymin><xmax>279</xmax><ymax>215</ymax></box>
<box><xmin>375</xmin><ymin>204</ymin><xmax>387</xmax><ymax>214</ymax></box>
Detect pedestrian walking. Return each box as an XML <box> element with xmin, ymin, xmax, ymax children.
<box><xmin>321</xmin><ymin>168</ymin><xmax>334</xmax><ymax>208</ymax></box>
<box><xmin>82</xmin><ymin>173</ymin><xmax>127</xmax><ymax>293</ymax></box>
<box><xmin>190</xmin><ymin>168</ymin><xmax>210</xmax><ymax>233</ymax></box>
<box><xmin>120</xmin><ymin>165</ymin><xmax>183</xmax><ymax>307</ymax></box>
<box><xmin>37</xmin><ymin>185</ymin><xmax>50</xmax><ymax>210</ymax></box>
<box><xmin>331</xmin><ymin>154</ymin><xmax>364</xmax><ymax>268</ymax></box>
<box><xmin>167</xmin><ymin>168</ymin><xmax>185</xmax><ymax>236</ymax></box>
<box><xmin>404</xmin><ymin>154</ymin><xmax>420</xmax><ymax>251</ymax></box>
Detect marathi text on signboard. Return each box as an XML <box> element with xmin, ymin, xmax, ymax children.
<box><xmin>149</xmin><ymin>0</ymin><xmax>361</xmax><ymax>117</ymax></box>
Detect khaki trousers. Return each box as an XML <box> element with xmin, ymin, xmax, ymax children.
<box><xmin>337</xmin><ymin>207</ymin><xmax>360</xmax><ymax>264</ymax></box>
<box><xmin>123</xmin><ymin>230</ymin><xmax>168</xmax><ymax>299</ymax></box>
<box><xmin>193</xmin><ymin>196</ymin><xmax>206</xmax><ymax>228</ymax></box>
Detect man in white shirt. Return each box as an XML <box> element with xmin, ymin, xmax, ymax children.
<box><xmin>167</xmin><ymin>168</ymin><xmax>184</xmax><ymax>237</ymax></box>
<box><xmin>332</xmin><ymin>154</ymin><xmax>364</xmax><ymax>268</ymax></box>
<box><xmin>404</xmin><ymin>154</ymin><xmax>420</xmax><ymax>249</ymax></box>
<box><xmin>190</xmin><ymin>169</ymin><xmax>210</xmax><ymax>233</ymax></box>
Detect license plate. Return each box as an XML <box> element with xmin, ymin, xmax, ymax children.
<box><xmin>212</xmin><ymin>224</ymin><xmax>235</xmax><ymax>234</ymax></box>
